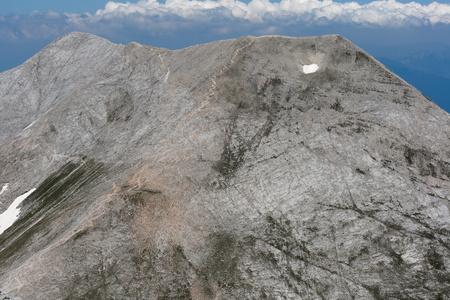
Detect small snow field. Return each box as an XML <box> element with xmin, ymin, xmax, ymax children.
<box><xmin>0</xmin><ymin>184</ymin><xmax>8</xmax><ymax>196</ymax></box>
<box><xmin>303</xmin><ymin>64</ymin><xmax>319</xmax><ymax>74</ymax></box>
<box><xmin>23</xmin><ymin>119</ymin><xmax>38</xmax><ymax>131</ymax></box>
<box><xmin>0</xmin><ymin>188</ymin><xmax>36</xmax><ymax>235</ymax></box>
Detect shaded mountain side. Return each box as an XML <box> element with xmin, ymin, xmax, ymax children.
<box><xmin>0</xmin><ymin>32</ymin><xmax>449</xmax><ymax>299</ymax></box>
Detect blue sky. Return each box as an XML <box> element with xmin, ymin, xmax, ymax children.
<box><xmin>0</xmin><ymin>0</ymin><xmax>110</xmax><ymax>15</ymax></box>
<box><xmin>0</xmin><ymin>0</ymin><xmax>449</xmax><ymax>112</ymax></box>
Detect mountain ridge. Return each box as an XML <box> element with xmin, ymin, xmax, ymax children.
<box><xmin>0</xmin><ymin>32</ymin><xmax>449</xmax><ymax>299</ymax></box>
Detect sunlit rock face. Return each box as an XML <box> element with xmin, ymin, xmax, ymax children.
<box><xmin>0</xmin><ymin>32</ymin><xmax>449</xmax><ymax>299</ymax></box>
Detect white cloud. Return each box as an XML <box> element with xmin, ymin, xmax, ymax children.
<box><xmin>92</xmin><ymin>0</ymin><xmax>450</xmax><ymax>25</ymax></box>
<box><xmin>0</xmin><ymin>0</ymin><xmax>449</xmax><ymax>47</ymax></box>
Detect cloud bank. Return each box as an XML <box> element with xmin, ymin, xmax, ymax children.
<box><xmin>93</xmin><ymin>0</ymin><xmax>450</xmax><ymax>25</ymax></box>
<box><xmin>1</xmin><ymin>0</ymin><xmax>449</xmax><ymax>42</ymax></box>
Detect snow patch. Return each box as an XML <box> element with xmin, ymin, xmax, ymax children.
<box><xmin>303</xmin><ymin>64</ymin><xmax>319</xmax><ymax>74</ymax></box>
<box><xmin>0</xmin><ymin>188</ymin><xmax>36</xmax><ymax>235</ymax></box>
<box><xmin>23</xmin><ymin>120</ymin><xmax>37</xmax><ymax>131</ymax></box>
<box><xmin>0</xmin><ymin>183</ymin><xmax>8</xmax><ymax>196</ymax></box>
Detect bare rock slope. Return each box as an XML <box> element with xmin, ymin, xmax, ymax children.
<box><xmin>0</xmin><ymin>32</ymin><xmax>449</xmax><ymax>299</ymax></box>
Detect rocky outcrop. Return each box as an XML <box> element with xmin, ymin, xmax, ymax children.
<box><xmin>0</xmin><ymin>32</ymin><xmax>449</xmax><ymax>299</ymax></box>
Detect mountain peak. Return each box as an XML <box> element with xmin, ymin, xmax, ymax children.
<box><xmin>54</xmin><ymin>31</ymin><xmax>112</xmax><ymax>45</ymax></box>
<box><xmin>0</xmin><ymin>33</ymin><xmax>449</xmax><ymax>299</ymax></box>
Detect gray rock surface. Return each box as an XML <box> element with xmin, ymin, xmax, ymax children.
<box><xmin>0</xmin><ymin>290</ymin><xmax>19</xmax><ymax>300</ymax></box>
<box><xmin>0</xmin><ymin>32</ymin><xmax>449</xmax><ymax>299</ymax></box>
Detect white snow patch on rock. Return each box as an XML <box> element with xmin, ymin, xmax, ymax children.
<box><xmin>0</xmin><ymin>188</ymin><xmax>36</xmax><ymax>235</ymax></box>
<box><xmin>0</xmin><ymin>183</ymin><xmax>8</xmax><ymax>196</ymax></box>
<box><xmin>303</xmin><ymin>64</ymin><xmax>319</xmax><ymax>74</ymax></box>
<box><xmin>23</xmin><ymin>120</ymin><xmax>37</xmax><ymax>131</ymax></box>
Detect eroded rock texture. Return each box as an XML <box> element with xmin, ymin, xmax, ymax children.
<box><xmin>0</xmin><ymin>32</ymin><xmax>449</xmax><ymax>299</ymax></box>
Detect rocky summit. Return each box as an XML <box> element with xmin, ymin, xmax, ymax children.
<box><xmin>0</xmin><ymin>32</ymin><xmax>449</xmax><ymax>299</ymax></box>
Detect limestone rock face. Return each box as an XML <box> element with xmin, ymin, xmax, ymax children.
<box><xmin>0</xmin><ymin>32</ymin><xmax>449</xmax><ymax>299</ymax></box>
<box><xmin>0</xmin><ymin>290</ymin><xmax>18</xmax><ymax>300</ymax></box>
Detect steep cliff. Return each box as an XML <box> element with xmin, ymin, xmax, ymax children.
<box><xmin>0</xmin><ymin>32</ymin><xmax>449</xmax><ymax>299</ymax></box>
